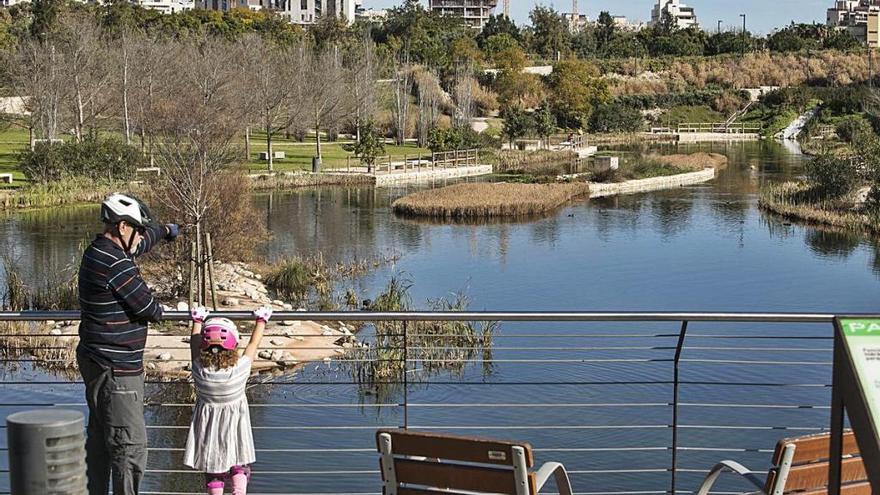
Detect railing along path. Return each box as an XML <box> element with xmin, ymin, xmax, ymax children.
<box><xmin>0</xmin><ymin>311</ymin><xmax>847</xmax><ymax>495</ymax></box>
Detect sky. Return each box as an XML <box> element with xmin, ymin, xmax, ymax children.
<box><xmin>363</xmin><ymin>0</ymin><xmax>831</xmax><ymax>35</ymax></box>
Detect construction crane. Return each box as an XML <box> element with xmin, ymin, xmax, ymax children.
<box><xmin>503</xmin><ymin>0</ymin><xmax>509</xmax><ymax>18</ymax></box>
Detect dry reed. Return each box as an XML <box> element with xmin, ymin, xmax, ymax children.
<box><xmin>759</xmin><ymin>181</ymin><xmax>880</xmax><ymax>235</ymax></box>
<box><xmin>392</xmin><ymin>182</ymin><xmax>590</xmax><ymax>219</ymax></box>
<box><xmin>654</xmin><ymin>152</ymin><xmax>728</xmax><ymax>171</ymax></box>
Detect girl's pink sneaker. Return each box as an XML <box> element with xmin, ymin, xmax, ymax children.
<box><xmin>206</xmin><ymin>479</ymin><xmax>224</xmax><ymax>495</ymax></box>
<box><xmin>229</xmin><ymin>465</ymin><xmax>250</xmax><ymax>495</ymax></box>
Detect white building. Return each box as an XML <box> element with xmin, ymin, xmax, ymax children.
<box><xmin>826</xmin><ymin>0</ymin><xmax>880</xmax><ymax>46</ymax></box>
<box><xmin>0</xmin><ymin>0</ymin><xmax>194</xmax><ymax>12</ymax></box>
<box><xmin>429</xmin><ymin>0</ymin><xmax>497</xmax><ymax>29</ymax></box>
<box><xmin>613</xmin><ymin>15</ymin><xmax>646</xmax><ymax>31</ymax></box>
<box><xmin>201</xmin><ymin>0</ymin><xmax>356</xmax><ymax>25</ymax></box>
<box><xmin>650</xmin><ymin>0</ymin><xmax>697</xmax><ymax>29</ymax></box>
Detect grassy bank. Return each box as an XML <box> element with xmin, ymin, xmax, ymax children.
<box><xmin>392</xmin><ymin>182</ymin><xmax>590</xmax><ymax>220</ymax></box>
<box><xmin>0</xmin><ymin>178</ymin><xmax>132</xmax><ymax>210</ymax></box>
<box><xmin>759</xmin><ymin>181</ymin><xmax>880</xmax><ymax>235</ymax></box>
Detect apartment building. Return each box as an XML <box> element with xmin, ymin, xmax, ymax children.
<box><xmin>650</xmin><ymin>0</ymin><xmax>697</xmax><ymax>29</ymax></box>
<box><xmin>827</xmin><ymin>0</ymin><xmax>880</xmax><ymax>46</ymax></box>
<box><xmin>429</xmin><ymin>0</ymin><xmax>498</xmax><ymax>29</ymax></box>
<box><xmin>0</xmin><ymin>0</ymin><xmax>193</xmax><ymax>12</ymax></box>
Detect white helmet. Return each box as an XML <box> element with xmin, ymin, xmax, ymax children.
<box><xmin>101</xmin><ymin>193</ymin><xmax>150</xmax><ymax>228</ymax></box>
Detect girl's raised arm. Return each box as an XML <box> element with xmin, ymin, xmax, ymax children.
<box><xmin>190</xmin><ymin>306</ymin><xmax>210</xmax><ymax>363</ymax></box>
<box><xmin>244</xmin><ymin>306</ymin><xmax>273</xmax><ymax>361</ymax></box>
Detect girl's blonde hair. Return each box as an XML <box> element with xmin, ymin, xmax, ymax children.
<box><xmin>199</xmin><ymin>347</ymin><xmax>239</xmax><ymax>370</ymax></box>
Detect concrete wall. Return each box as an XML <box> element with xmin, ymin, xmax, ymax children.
<box><xmin>588</xmin><ymin>168</ymin><xmax>716</xmax><ymax>198</ymax></box>
<box><xmin>373</xmin><ymin>165</ymin><xmax>492</xmax><ymax>186</ymax></box>
<box><xmin>676</xmin><ymin>133</ymin><xmax>759</xmax><ymax>143</ymax></box>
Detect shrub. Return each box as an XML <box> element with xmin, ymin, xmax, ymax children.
<box><xmin>836</xmin><ymin>115</ymin><xmax>873</xmax><ymax>143</ymax></box>
<box><xmin>428</xmin><ymin>126</ymin><xmax>481</xmax><ymax>152</ymax></box>
<box><xmin>804</xmin><ymin>152</ymin><xmax>859</xmax><ymax>199</ymax></box>
<box><xmin>20</xmin><ymin>136</ymin><xmax>144</xmax><ymax>184</ymax></box>
<box><xmin>589</xmin><ymin>103</ymin><xmax>644</xmax><ymax>133</ymax></box>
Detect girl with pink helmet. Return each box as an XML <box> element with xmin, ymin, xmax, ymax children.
<box><xmin>184</xmin><ymin>305</ymin><xmax>273</xmax><ymax>495</ymax></box>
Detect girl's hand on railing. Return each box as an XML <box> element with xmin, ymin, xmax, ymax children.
<box><xmin>191</xmin><ymin>306</ymin><xmax>210</xmax><ymax>324</ymax></box>
<box><xmin>253</xmin><ymin>306</ymin><xmax>273</xmax><ymax>324</ymax></box>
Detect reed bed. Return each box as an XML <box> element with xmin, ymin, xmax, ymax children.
<box><xmin>0</xmin><ymin>178</ymin><xmax>131</xmax><ymax>211</ymax></box>
<box><xmin>759</xmin><ymin>181</ymin><xmax>880</xmax><ymax>234</ymax></box>
<box><xmin>392</xmin><ymin>182</ymin><xmax>591</xmax><ymax>219</ymax></box>
<box><xmin>249</xmin><ymin>172</ymin><xmax>373</xmax><ymax>191</ymax></box>
<box><xmin>489</xmin><ymin>149</ymin><xmax>575</xmax><ymax>174</ymax></box>
<box><xmin>654</xmin><ymin>152</ymin><xmax>728</xmax><ymax>171</ymax></box>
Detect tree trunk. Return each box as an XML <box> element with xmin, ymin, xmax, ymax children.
<box><xmin>315</xmin><ymin>114</ymin><xmax>322</xmax><ymax>160</ymax></box>
<box><xmin>28</xmin><ymin>126</ymin><xmax>34</xmax><ymax>151</ymax></box>
<box><xmin>245</xmin><ymin>126</ymin><xmax>251</xmax><ymax>161</ymax></box>
<box><xmin>74</xmin><ymin>76</ymin><xmax>84</xmax><ymax>142</ymax></box>
<box><xmin>266</xmin><ymin>125</ymin><xmax>273</xmax><ymax>172</ymax></box>
<box><xmin>122</xmin><ymin>40</ymin><xmax>131</xmax><ymax>145</ymax></box>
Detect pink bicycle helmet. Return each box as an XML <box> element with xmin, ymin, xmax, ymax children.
<box><xmin>200</xmin><ymin>317</ymin><xmax>240</xmax><ymax>352</ymax></box>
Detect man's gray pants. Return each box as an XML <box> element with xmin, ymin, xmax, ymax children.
<box><xmin>77</xmin><ymin>351</ymin><xmax>148</xmax><ymax>495</ymax></box>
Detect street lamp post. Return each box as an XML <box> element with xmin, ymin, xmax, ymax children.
<box><xmin>740</xmin><ymin>14</ymin><xmax>747</xmax><ymax>58</ymax></box>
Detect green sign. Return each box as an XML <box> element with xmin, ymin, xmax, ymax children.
<box><xmin>840</xmin><ymin>319</ymin><xmax>880</xmax><ymax>422</ymax></box>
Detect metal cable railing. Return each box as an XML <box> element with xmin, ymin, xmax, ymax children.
<box><xmin>0</xmin><ymin>311</ymin><xmax>846</xmax><ymax>495</ymax></box>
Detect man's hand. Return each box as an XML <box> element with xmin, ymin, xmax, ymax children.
<box><xmin>253</xmin><ymin>306</ymin><xmax>273</xmax><ymax>323</ymax></box>
<box><xmin>165</xmin><ymin>224</ymin><xmax>180</xmax><ymax>241</ymax></box>
<box><xmin>191</xmin><ymin>306</ymin><xmax>210</xmax><ymax>324</ymax></box>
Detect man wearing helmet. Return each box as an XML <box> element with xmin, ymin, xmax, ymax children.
<box><xmin>77</xmin><ymin>193</ymin><xmax>179</xmax><ymax>495</ymax></box>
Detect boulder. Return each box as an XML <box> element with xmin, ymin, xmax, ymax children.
<box><xmin>258</xmin><ymin>350</ymin><xmax>274</xmax><ymax>360</ymax></box>
<box><xmin>282</xmin><ymin>303</ymin><xmax>293</xmax><ymax>310</ymax></box>
<box><xmin>222</xmin><ymin>297</ymin><xmax>240</xmax><ymax>307</ymax></box>
<box><xmin>157</xmin><ymin>353</ymin><xmax>172</xmax><ymax>361</ymax></box>
<box><xmin>280</xmin><ymin>320</ymin><xmax>298</xmax><ymax>327</ymax></box>
<box><xmin>50</xmin><ymin>329</ymin><xmax>62</xmax><ymax>336</ymax></box>
<box><xmin>321</xmin><ymin>330</ymin><xmax>333</xmax><ymax>336</ymax></box>
<box><xmin>176</xmin><ymin>302</ymin><xmax>189</xmax><ymax>311</ymax></box>
<box><xmin>272</xmin><ymin>300</ymin><xmax>284</xmax><ymax>306</ymax></box>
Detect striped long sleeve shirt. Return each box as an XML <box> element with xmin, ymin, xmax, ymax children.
<box><xmin>77</xmin><ymin>225</ymin><xmax>170</xmax><ymax>375</ymax></box>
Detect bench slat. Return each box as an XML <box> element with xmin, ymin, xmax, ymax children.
<box><xmin>800</xmin><ymin>481</ymin><xmax>872</xmax><ymax>495</ymax></box>
<box><xmin>764</xmin><ymin>456</ymin><xmax>867</xmax><ymax>493</ymax></box>
<box><xmin>771</xmin><ymin>431</ymin><xmax>859</xmax><ymax>465</ymax></box>
<box><xmin>394</xmin><ymin>458</ymin><xmax>518</xmax><ymax>494</ymax></box>
<box><xmin>377</xmin><ymin>429</ymin><xmax>533</xmax><ymax>467</ymax></box>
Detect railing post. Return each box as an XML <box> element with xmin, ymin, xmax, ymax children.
<box><xmin>670</xmin><ymin>320</ymin><xmax>688</xmax><ymax>495</ymax></box>
<box><xmin>403</xmin><ymin>320</ymin><xmax>409</xmax><ymax>430</ymax></box>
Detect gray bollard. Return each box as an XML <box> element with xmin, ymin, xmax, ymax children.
<box><xmin>6</xmin><ymin>409</ymin><xmax>86</xmax><ymax>495</ymax></box>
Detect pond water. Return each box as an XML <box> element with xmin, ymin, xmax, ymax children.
<box><xmin>0</xmin><ymin>140</ymin><xmax>878</xmax><ymax>494</ymax></box>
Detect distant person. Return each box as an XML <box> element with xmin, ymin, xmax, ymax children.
<box><xmin>185</xmin><ymin>306</ymin><xmax>273</xmax><ymax>495</ymax></box>
<box><xmin>77</xmin><ymin>193</ymin><xmax>179</xmax><ymax>495</ymax></box>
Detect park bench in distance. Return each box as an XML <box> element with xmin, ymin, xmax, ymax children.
<box><xmin>697</xmin><ymin>430</ymin><xmax>868</xmax><ymax>495</ymax></box>
<box><xmin>376</xmin><ymin>429</ymin><xmax>572</xmax><ymax>495</ymax></box>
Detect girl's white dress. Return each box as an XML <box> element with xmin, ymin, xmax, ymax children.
<box><xmin>183</xmin><ymin>356</ymin><xmax>256</xmax><ymax>474</ymax></box>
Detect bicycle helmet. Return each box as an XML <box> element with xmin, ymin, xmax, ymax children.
<box><xmin>200</xmin><ymin>317</ymin><xmax>240</xmax><ymax>352</ymax></box>
<box><xmin>101</xmin><ymin>193</ymin><xmax>151</xmax><ymax>228</ymax></box>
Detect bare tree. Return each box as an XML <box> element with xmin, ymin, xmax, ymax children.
<box><xmin>301</xmin><ymin>45</ymin><xmax>347</xmax><ymax>164</ymax></box>
<box><xmin>345</xmin><ymin>38</ymin><xmax>377</xmax><ymax>144</ymax></box>
<box><xmin>414</xmin><ymin>66</ymin><xmax>447</xmax><ymax>148</ymax></box>
<box><xmin>148</xmin><ymin>37</ymin><xmax>246</xmax><ymax>303</ymax></box>
<box><xmin>56</xmin><ymin>14</ymin><xmax>112</xmax><ymax>141</ymax></box>
<box><xmin>453</xmin><ymin>64</ymin><xmax>477</xmax><ymax>129</ymax></box>
<box><xmin>240</xmin><ymin>35</ymin><xmax>307</xmax><ymax>172</ymax></box>
<box><xmin>391</xmin><ymin>50</ymin><xmax>413</xmax><ymax>145</ymax></box>
<box><xmin>129</xmin><ymin>32</ymin><xmax>171</xmax><ymax>166</ymax></box>
<box><xmin>9</xmin><ymin>38</ymin><xmax>66</xmax><ymax>147</ymax></box>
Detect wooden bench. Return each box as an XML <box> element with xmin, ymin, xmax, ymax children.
<box><xmin>0</xmin><ymin>173</ymin><xmax>12</xmax><ymax>184</ymax></box>
<box><xmin>697</xmin><ymin>430</ymin><xmax>869</xmax><ymax>495</ymax></box>
<box><xmin>376</xmin><ymin>429</ymin><xmax>572</xmax><ymax>495</ymax></box>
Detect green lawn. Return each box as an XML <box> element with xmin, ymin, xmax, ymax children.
<box><xmin>0</xmin><ymin>127</ymin><xmax>432</xmax><ymax>183</ymax></box>
<box><xmin>658</xmin><ymin>105</ymin><xmax>727</xmax><ymax>127</ymax></box>
<box><xmin>242</xmin><ymin>131</ymin><xmax>430</xmax><ymax>173</ymax></box>
<box><xmin>0</xmin><ymin>127</ymin><xmax>29</xmax><ymax>188</ymax></box>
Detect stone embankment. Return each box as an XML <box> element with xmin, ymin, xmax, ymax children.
<box><xmin>28</xmin><ymin>262</ymin><xmax>360</xmax><ymax>380</ymax></box>
<box><xmin>587</xmin><ymin>168</ymin><xmax>717</xmax><ymax>198</ymax></box>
